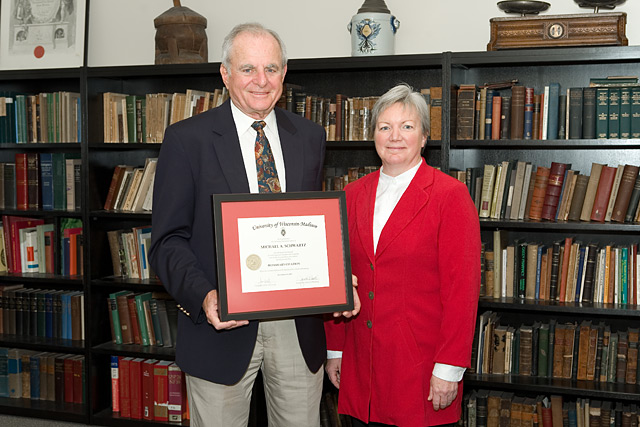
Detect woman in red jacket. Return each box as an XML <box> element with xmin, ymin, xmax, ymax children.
<box><xmin>325</xmin><ymin>84</ymin><xmax>481</xmax><ymax>427</ymax></box>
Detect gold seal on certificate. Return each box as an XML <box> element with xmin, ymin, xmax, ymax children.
<box><xmin>246</xmin><ymin>254</ymin><xmax>262</xmax><ymax>271</ymax></box>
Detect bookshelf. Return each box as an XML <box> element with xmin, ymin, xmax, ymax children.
<box><xmin>2</xmin><ymin>45</ymin><xmax>640</xmax><ymax>425</ymax></box>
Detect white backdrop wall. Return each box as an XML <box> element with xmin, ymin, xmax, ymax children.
<box><xmin>88</xmin><ymin>0</ymin><xmax>640</xmax><ymax>66</ymax></box>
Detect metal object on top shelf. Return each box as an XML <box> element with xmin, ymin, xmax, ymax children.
<box><xmin>575</xmin><ymin>0</ymin><xmax>626</xmax><ymax>13</ymax></box>
<box><xmin>497</xmin><ymin>0</ymin><xmax>550</xmax><ymax>16</ymax></box>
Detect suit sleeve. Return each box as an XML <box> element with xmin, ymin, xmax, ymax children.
<box><xmin>149</xmin><ymin>125</ymin><xmax>212</xmax><ymax>324</ymax></box>
<box><xmin>434</xmin><ymin>181</ymin><xmax>481</xmax><ymax>368</ymax></box>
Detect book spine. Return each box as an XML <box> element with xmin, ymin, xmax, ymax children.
<box><xmin>111</xmin><ymin>355</ymin><xmax>120</xmax><ymax>413</ymax></box>
<box><xmin>596</xmin><ymin>88</ymin><xmax>609</xmax><ymax>139</ymax></box>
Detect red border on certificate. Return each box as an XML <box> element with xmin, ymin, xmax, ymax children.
<box><xmin>213</xmin><ymin>192</ymin><xmax>353</xmax><ymax>320</ymax></box>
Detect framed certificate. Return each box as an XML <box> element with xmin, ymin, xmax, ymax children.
<box><xmin>212</xmin><ymin>191</ymin><xmax>353</xmax><ymax>321</ymax></box>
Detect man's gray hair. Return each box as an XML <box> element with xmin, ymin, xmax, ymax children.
<box><xmin>371</xmin><ymin>83</ymin><xmax>430</xmax><ymax>137</ymax></box>
<box><xmin>221</xmin><ymin>23</ymin><xmax>288</xmax><ymax>70</ymax></box>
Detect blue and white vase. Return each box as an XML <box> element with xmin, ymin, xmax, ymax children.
<box><xmin>348</xmin><ymin>0</ymin><xmax>400</xmax><ymax>56</ymax></box>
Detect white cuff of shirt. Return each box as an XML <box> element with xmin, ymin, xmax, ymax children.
<box><xmin>432</xmin><ymin>363</ymin><xmax>466</xmax><ymax>382</ymax></box>
<box><xmin>327</xmin><ymin>350</ymin><xmax>342</xmax><ymax>359</ymax></box>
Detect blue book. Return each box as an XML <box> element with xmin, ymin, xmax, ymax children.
<box><xmin>523</xmin><ymin>87</ymin><xmax>534</xmax><ymax>139</ymax></box>
<box><xmin>546</xmin><ymin>83</ymin><xmax>561</xmax><ymax>140</ymax></box>
<box><xmin>45</xmin><ymin>292</ymin><xmax>54</xmax><ymax>338</ymax></box>
<box><xmin>29</xmin><ymin>353</ymin><xmax>41</xmax><ymax>400</ymax></box>
<box><xmin>61</xmin><ymin>292</ymin><xmax>70</xmax><ymax>340</ymax></box>
<box><xmin>0</xmin><ymin>347</ymin><xmax>8</xmax><ymax>397</ymax></box>
<box><xmin>39</xmin><ymin>153</ymin><xmax>54</xmax><ymax>210</ymax></box>
<box><xmin>574</xmin><ymin>246</ymin><xmax>586</xmax><ymax>302</ymax></box>
<box><xmin>484</xmin><ymin>91</ymin><xmax>497</xmax><ymax>140</ymax></box>
<box><xmin>8</xmin><ymin>349</ymin><xmax>22</xmax><ymax>397</ymax></box>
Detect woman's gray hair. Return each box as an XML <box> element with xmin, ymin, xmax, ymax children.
<box><xmin>221</xmin><ymin>23</ymin><xmax>288</xmax><ymax>71</ymax></box>
<box><xmin>371</xmin><ymin>83</ymin><xmax>430</xmax><ymax>137</ymax></box>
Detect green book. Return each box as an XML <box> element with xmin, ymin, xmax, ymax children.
<box><xmin>51</xmin><ymin>153</ymin><xmax>80</xmax><ymax>210</ymax></box>
<box><xmin>631</xmin><ymin>87</ymin><xmax>640</xmax><ymax>138</ymax></box>
<box><xmin>538</xmin><ymin>322</ymin><xmax>550</xmax><ymax>377</ymax></box>
<box><xmin>608</xmin><ymin>87</ymin><xmax>621</xmax><ymax>139</ymax></box>
<box><xmin>125</xmin><ymin>95</ymin><xmax>137</xmax><ymax>143</ymax></box>
<box><xmin>620</xmin><ymin>87</ymin><xmax>631</xmax><ymax>139</ymax></box>
<box><xmin>596</xmin><ymin>87</ymin><xmax>609</xmax><ymax>139</ymax></box>
<box><xmin>149</xmin><ymin>298</ymin><xmax>163</xmax><ymax>346</ymax></box>
<box><xmin>134</xmin><ymin>292</ymin><xmax>152</xmax><ymax>346</ymax></box>
<box><xmin>139</xmin><ymin>97</ymin><xmax>147</xmax><ymax>143</ymax></box>
<box><xmin>108</xmin><ymin>290</ymin><xmax>129</xmax><ymax>345</ymax></box>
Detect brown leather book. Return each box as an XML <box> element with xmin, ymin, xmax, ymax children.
<box><xmin>580</xmin><ymin>163</ymin><xmax>605</xmax><ymax>221</ymax></box>
<box><xmin>590</xmin><ymin>165</ymin><xmax>617</xmax><ymax>222</ymax></box>
<box><xmin>456</xmin><ymin>85</ymin><xmax>476</xmax><ymax>140</ymax></box>
<box><xmin>492</xmin><ymin>96</ymin><xmax>502</xmax><ymax>140</ymax></box>
<box><xmin>561</xmin><ymin>323</ymin><xmax>576</xmax><ymax>379</ymax></box>
<box><xmin>616</xmin><ymin>331</ymin><xmax>628</xmax><ymax>383</ymax></box>
<box><xmin>588</xmin><ymin>400</ymin><xmax>601</xmax><ymax>427</ymax></box>
<box><xmin>532</xmin><ymin>94</ymin><xmax>541</xmax><ymax>140</ymax></box>
<box><xmin>487</xmin><ymin>391</ymin><xmax>502</xmax><ymax>427</ymax></box>
<box><xmin>116</xmin><ymin>292</ymin><xmax>134</xmax><ymax>344</ymax></box>
<box><xmin>552</xmin><ymin>324</ymin><xmax>567</xmax><ymax>378</ymax></box>
<box><xmin>556</xmin><ymin>170</ymin><xmax>577</xmax><ymax>221</ymax></box>
<box><xmin>567</xmin><ymin>174</ymin><xmax>590</xmax><ymax>221</ymax></box>
<box><xmin>528</xmin><ymin>166</ymin><xmax>550</xmax><ymax>220</ymax></box>
<box><xmin>521</xmin><ymin>398</ymin><xmax>537</xmax><ymax>427</ymax></box>
<box><xmin>542</xmin><ymin>162</ymin><xmax>570</xmax><ymax>221</ymax></box>
<box><xmin>586</xmin><ymin>326</ymin><xmax>599</xmax><ymax>380</ymax></box>
<box><xmin>104</xmin><ymin>165</ymin><xmax>128</xmax><ymax>210</ymax></box>
<box><xmin>550</xmin><ymin>395</ymin><xmax>564</xmax><ymax>427</ymax></box>
<box><xmin>611</xmin><ymin>164</ymin><xmax>640</xmax><ymax>222</ymax></box>
<box><xmin>558</xmin><ymin>237</ymin><xmax>573</xmax><ymax>302</ymax></box>
<box><xmin>576</xmin><ymin>320</ymin><xmax>592</xmax><ymax>380</ymax></box>
<box><xmin>625</xmin><ymin>328</ymin><xmax>638</xmax><ymax>384</ymax></box>
<box><xmin>127</xmin><ymin>294</ymin><xmax>142</xmax><ymax>345</ymax></box>
<box><xmin>430</xmin><ymin>87</ymin><xmax>442</xmax><ymax>140</ymax></box>
<box><xmin>511</xmin><ymin>86</ymin><xmax>525</xmax><ymax>139</ymax></box>
<box><xmin>519</xmin><ymin>325</ymin><xmax>533</xmax><ymax>376</ymax></box>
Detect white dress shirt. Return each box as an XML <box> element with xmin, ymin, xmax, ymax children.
<box><xmin>230</xmin><ymin>101</ymin><xmax>286</xmax><ymax>193</ymax></box>
<box><xmin>328</xmin><ymin>162</ymin><xmax>465</xmax><ymax>383</ymax></box>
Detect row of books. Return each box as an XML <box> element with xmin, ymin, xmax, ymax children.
<box><xmin>0</xmin><ymin>91</ymin><xmax>82</xmax><ymax>144</ymax></box>
<box><xmin>473</xmin><ymin>314</ymin><xmax>638</xmax><ymax>385</ymax></box>
<box><xmin>463</xmin><ymin>391</ymin><xmax>637</xmax><ymax>427</ymax></box>
<box><xmin>0</xmin><ymin>216</ymin><xmax>83</xmax><ymax>276</ymax></box>
<box><xmin>107</xmin><ymin>226</ymin><xmax>153</xmax><ymax>280</ymax></box>
<box><xmin>0</xmin><ymin>285</ymin><xmax>84</xmax><ymax>341</ymax></box>
<box><xmin>455</xmin><ymin>78</ymin><xmax>640</xmax><ymax>141</ymax></box>
<box><xmin>0</xmin><ymin>153</ymin><xmax>81</xmax><ymax>212</ymax></box>
<box><xmin>465</xmin><ymin>161</ymin><xmax>640</xmax><ymax>224</ymax></box>
<box><xmin>111</xmin><ymin>355</ymin><xmax>188</xmax><ymax>422</ymax></box>
<box><xmin>102</xmin><ymin>158</ymin><xmax>156</xmax><ymax>212</ymax></box>
<box><xmin>483</xmin><ymin>233</ymin><xmax>640</xmax><ymax>305</ymax></box>
<box><xmin>107</xmin><ymin>291</ymin><xmax>177</xmax><ymax>348</ymax></box>
<box><xmin>323</xmin><ymin>165</ymin><xmax>379</xmax><ymax>191</ymax></box>
<box><xmin>0</xmin><ymin>348</ymin><xmax>85</xmax><ymax>403</ymax></box>
<box><xmin>102</xmin><ymin>88</ymin><xmax>229</xmax><ymax>143</ymax></box>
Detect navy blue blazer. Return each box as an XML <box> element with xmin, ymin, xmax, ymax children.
<box><xmin>149</xmin><ymin>100</ymin><xmax>327</xmax><ymax>385</ymax></box>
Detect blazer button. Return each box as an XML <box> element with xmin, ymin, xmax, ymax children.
<box><xmin>368</xmin><ymin>291</ymin><xmax>374</xmax><ymax>300</ymax></box>
<box><xmin>367</xmin><ymin>320</ymin><xmax>372</xmax><ymax>329</ymax></box>
<box><xmin>370</xmin><ymin>263</ymin><xmax>374</xmax><ymax>271</ymax></box>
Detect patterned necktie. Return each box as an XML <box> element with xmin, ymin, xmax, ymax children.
<box><xmin>252</xmin><ymin>121</ymin><xmax>281</xmax><ymax>193</ymax></box>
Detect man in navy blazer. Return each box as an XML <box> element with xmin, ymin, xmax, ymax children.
<box><xmin>149</xmin><ymin>23</ymin><xmax>330</xmax><ymax>426</ymax></box>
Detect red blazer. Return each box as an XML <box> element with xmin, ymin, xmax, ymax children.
<box><xmin>325</xmin><ymin>160</ymin><xmax>481</xmax><ymax>427</ymax></box>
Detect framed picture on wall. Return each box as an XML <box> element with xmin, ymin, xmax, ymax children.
<box><xmin>0</xmin><ymin>0</ymin><xmax>87</xmax><ymax>70</ymax></box>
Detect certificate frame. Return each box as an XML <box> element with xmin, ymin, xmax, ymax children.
<box><xmin>212</xmin><ymin>191</ymin><xmax>353</xmax><ymax>321</ymax></box>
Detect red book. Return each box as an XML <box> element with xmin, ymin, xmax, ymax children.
<box><xmin>127</xmin><ymin>295</ymin><xmax>142</xmax><ymax>345</ymax></box>
<box><xmin>541</xmin><ymin>405</ymin><xmax>553</xmax><ymax>427</ymax></box>
<box><xmin>142</xmin><ymin>359</ymin><xmax>158</xmax><ymax>421</ymax></box>
<box><xmin>72</xmin><ymin>355</ymin><xmax>84</xmax><ymax>404</ymax></box>
<box><xmin>103</xmin><ymin>165</ymin><xmax>127</xmax><ymax>210</ymax></box>
<box><xmin>541</xmin><ymin>162</ymin><xmax>570</xmax><ymax>221</ymax></box>
<box><xmin>168</xmin><ymin>363</ymin><xmax>182</xmax><ymax>423</ymax></box>
<box><xmin>130</xmin><ymin>358</ymin><xmax>144</xmax><ymax>419</ymax></box>
<box><xmin>492</xmin><ymin>96</ymin><xmax>502</xmax><ymax>140</ymax></box>
<box><xmin>590</xmin><ymin>165</ymin><xmax>617</xmax><ymax>222</ymax></box>
<box><xmin>15</xmin><ymin>153</ymin><xmax>28</xmax><ymax>211</ymax></box>
<box><xmin>44</xmin><ymin>230</ymin><xmax>55</xmax><ymax>274</ymax></box>
<box><xmin>64</xmin><ymin>356</ymin><xmax>74</xmax><ymax>403</ymax></box>
<box><xmin>119</xmin><ymin>356</ymin><xmax>132</xmax><ymax>418</ymax></box>
<box><xmin>528</xmin><ymin>166</ymin><xmax>551</xmax><ymax>221</ymax></box>
<box><xmin>154</xmin><ymin>361</ymin><xmax>171</xmax><ymax>422</ymax></box>
<box><xmin>5</xmin><ymin>216</ymin><xmax>44</xmax><ymax>273</ymax></box>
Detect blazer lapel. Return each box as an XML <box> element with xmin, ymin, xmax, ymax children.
<box><xmin>210</xmin><ymin>101</ymin><xmax>251</xmax><ymax>193</ymax></box>
<box><xmin>358</xmin><ymin>172</ymin><xmax>378</xmax><ymax>264</ymax></box>
<box><xmin>275</xmin><ymin>109</ymin><xmax>304</xmax><ymax>192</ymax></box>
<box><xmin>375</xmin><ymin>162</ymin><xmax>433</xmax><ymax>258</ymax></box>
